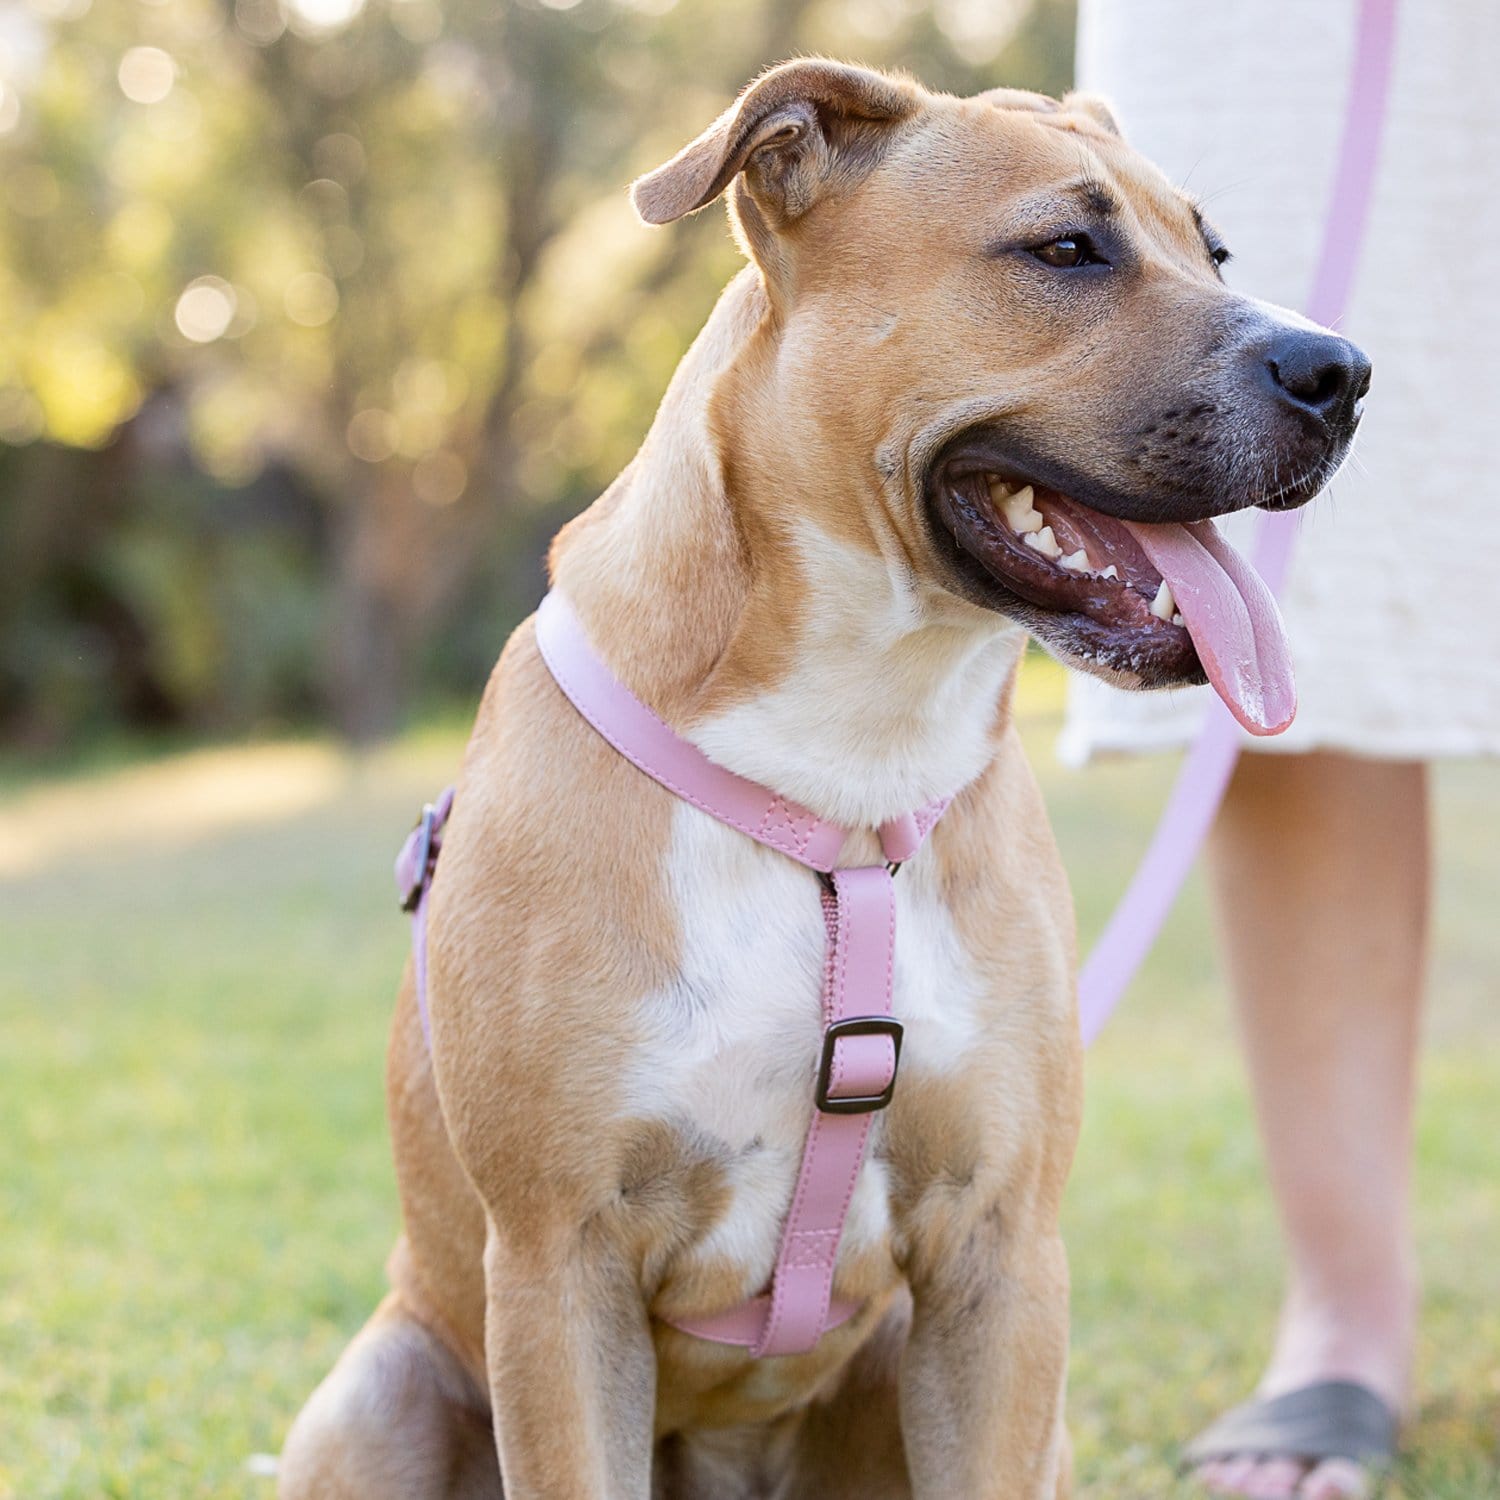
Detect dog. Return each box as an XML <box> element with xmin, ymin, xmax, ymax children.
<box><xmin>278</xmin><ymin>59</ymin><xmax>1369</xmax><ymax>1500</ymax></box>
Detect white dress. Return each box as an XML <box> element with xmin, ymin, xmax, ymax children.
<box><xmin>1060</xmin><ymin>0</ymin><xmax>1500</xmax><ymax>765</ymax></box>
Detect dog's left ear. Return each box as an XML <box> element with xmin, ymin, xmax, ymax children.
<box><xmin>1059</xmin><ymin>91</ymin><xmax>1123</xmax><ymax>136</ymax></box>
<box><xmin>632</xmin><ymin>59</ymin><xmax>919</xmax><ymax>228</ymax></box>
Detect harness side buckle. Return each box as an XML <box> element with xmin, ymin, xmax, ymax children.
<box><xmin>399</xmin><ymin>803</ymin><xmax>439</xmax><ymax>913</ymax></box>
<box><xmin>815</xmin><ymin>1016</ymin><xmax>904</xmax><ymax>1115</ymax></box>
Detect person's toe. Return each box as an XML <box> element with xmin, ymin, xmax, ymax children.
<box><xmin>1298</xmin><ymin>1458</ymin><xmax>1372</xmax><ymax>1499</ymax></box>
<box><xmin>1200</xmin><ymin>1457</ymin><xmax>1260</xmax><ymax>1494</ymax></box>
<box><xmin>1241</xmin><ymin>1458</ymin><xmax>1309</xmax><ymax>1496</ymax></box>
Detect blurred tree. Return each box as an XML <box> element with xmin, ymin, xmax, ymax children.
<box><xmin>0</xmin><ymin>0</ymin><xmax>1074</xmax><ymax>746</ymax></box>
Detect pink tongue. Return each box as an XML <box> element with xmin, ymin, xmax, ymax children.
<box><xmin>1123</xmin><ymin>520</ymin><xmax>1296</xmax><ymax>735</ymax></box>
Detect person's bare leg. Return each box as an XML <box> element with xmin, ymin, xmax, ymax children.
<box><xmin>1192</xmin><ymin>751</ymin><xmax>1429</xmax><ymax>1500</ymax></box>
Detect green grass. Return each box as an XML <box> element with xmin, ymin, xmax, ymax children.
<box><xmin>2</xmin><ymin>663</ymin><xmax>1496</xmax><ymax>1497</ymax></box>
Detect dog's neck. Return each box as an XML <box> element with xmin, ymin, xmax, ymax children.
<box><xmin>549</xmin><ymin>270</ymin><xmax>1024</xmax><ymax>829</ymax></box>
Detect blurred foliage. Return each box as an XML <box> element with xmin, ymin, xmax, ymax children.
<box><xmin>0</xmin><ymin>0</ymin><xmax>1075</xmax><ymax>744</ymax></box>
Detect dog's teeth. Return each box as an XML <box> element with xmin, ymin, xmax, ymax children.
<box><xmin>1099</xmin><ymin>564</ymin><xmax>1119</xmax><ymax>580</ymax></box>
<box><xmin>1149</xmin><ymin>580</ymin><xmax>1177</xmax><ymax>621</ymax></box>
<box><xmin>1024</xmin><ymin>525</ymin><xmax>1062</xmax><ymax>560</ymax></box>
<box><xmin>1001</xmin><ymin>485</ymin><xmax>1044</xmax><ymax>534</ymax></box>
<box><xmin>1060</xmin><ymin>548</ymin><xmax>1091</xmax><ymax>572</ymax></box>
<box><xmin>1171</xmin><ymin>611</ymin><xmax>1185</xmax><ymax>626</ymax></box>
<box><xmin>986</xmin><ymin>475</ymin><xmax>1016</xmax><ymax>501</ymax></box>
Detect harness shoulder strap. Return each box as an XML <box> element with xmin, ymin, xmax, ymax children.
<box><xmin>535</xmin><ymin>591</ymin><xmax>851</xmax><ymax>871</ymax></box>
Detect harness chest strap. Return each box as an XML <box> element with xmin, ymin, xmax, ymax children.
<box><xmin>396</xmin><ymin>590</ymin><xmax>950</xmax><ymax>1358</ymax></box>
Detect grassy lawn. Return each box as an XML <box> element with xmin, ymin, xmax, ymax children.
<box><xmin>2</xmin><ymin>661</ymin><xmax>1496</xmax><ymax>1498</ymax></box>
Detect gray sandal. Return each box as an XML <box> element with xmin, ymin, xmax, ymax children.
<box><xmin>1182</xmin><ymin>1379</ymin><xmax>1399</xmax><ymax>1475</ymax></box>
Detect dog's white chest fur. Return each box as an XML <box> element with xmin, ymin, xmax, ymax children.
<box><xmin>622</xmin><ymin>801</ymin><xmax>986</xmax><ymax>1284</ymax></box>
<box><xmin>614</xmin><ymin>526</ymin><xmax>1023</xmax><ymax>1290</ymax></box>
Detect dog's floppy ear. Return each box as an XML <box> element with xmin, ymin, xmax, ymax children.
<box><xmin>972</xmin><ymin>85</ymin><xmax>1061</xmax><ymax>115</ymax></box>
<box><xmin>1060</xmin><ymin>91</ymin><xmax>1123</xmax><ymax>136</ymax></box>
<box><xmin>632</xmin><ymin>58</ymin><xmax>919</xmax><ymax>228</ymax></box>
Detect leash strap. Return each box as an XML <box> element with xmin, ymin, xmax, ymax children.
<box><xmin>397</xmin><ymin>590</ymin><xmax>948</xmax><ymax>1357</ymax></box>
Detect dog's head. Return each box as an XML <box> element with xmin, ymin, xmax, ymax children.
<box><xmin>634</xmin><ymin>60</ymin><xmax>1370</xmax><ymax>734</ymax></box>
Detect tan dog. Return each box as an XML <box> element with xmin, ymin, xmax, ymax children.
<box><xmin>278</xmin><ymin>60</ymin><xmax>1368</xmax><ymax>1500</ymax></box>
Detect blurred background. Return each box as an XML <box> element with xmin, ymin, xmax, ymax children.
<box><xmin>0</xmin><ymin>0</ymin><xmax>1069</xmax><ymax>751</ymax></box>
<box><xmin>3</xmin><ymin>3</ymin><xmax>1496</xmax><ymax>1498</ymax></box>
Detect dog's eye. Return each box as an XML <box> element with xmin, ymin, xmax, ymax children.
<box><xmin>1031</xmin><ymin>235</ymin><xmax>1105</xmax><ymax>270</ymax></box>
<box><xmin>1210</xmin><ymin>245</ymin><xmax>1232</xmax><ymax>267</ymax></box>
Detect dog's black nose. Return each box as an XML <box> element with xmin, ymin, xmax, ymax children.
<box><xmin>1262</xmin><ymin>330</ymin><xmax>1372</xmax><ymax>431</ymax></box>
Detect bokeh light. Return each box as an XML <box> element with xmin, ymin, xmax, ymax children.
<box><xmin>29</xmin><ymin>336</ymin><xmax>141</xmax><ymax>445</ymax></box>
<box><xmin>346</xmin><ymin>408</ymin><xmax>395</xmax><ymax>462</ymax></box>
<box><xmin>935</xmin><ymin>0</ymin><xmax>1029</xmax><ymax>59</ymax></box>
<box><xmin>25</xmin><ymin>0</ymin><xmax>91</xmax><ymax>19</ymax></box>
<box><xmin>174</xmin><ymin>276</ymin><xmax>237</xmax><ymax>343</ymax></box>
<box><xmin>311</xmin><ymin>132</ymin><xmax>365</xmax><ymax>183</ymax></box>
<box><xmin>394</xmin><ymin>357</ymin><xmax>467</xmax><ymax>414</ymax></box>
<box><xmin>413</xmin><ymin>450</ymin><xmax>466</xmax><ymax>506</ymax></box>
<box><xmin>283</xmin><ymin>272</ymin><xmax>339</xmax><ymax>327</ymax></box>
<box><xmin>117</xmin><ymin>46</ymin><xmax>176</xmax><ymax>104</ymax></box>
<box><xmin>298</xmin><ymin>177</ymin><xmax>349</xmax><ymax>220</ymax></box>
<box><xmin>283</xmin><ymin>0</ymin><xmax>366</xmax><ymax>35</ymax></box>
<box><xmin>234</xmin><ymin>0</ymin><xmax>285</xmax><ymax>45</ymax></box>
<box><xmin>106</xmin><ymin>200</ymin><xmax>173</xmax><ymax>269</ymax></box>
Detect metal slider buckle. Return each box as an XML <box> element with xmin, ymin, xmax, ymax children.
<box><xmin>399</xmin><ymin>803</ymin><xmax>439</xmax><ymax>913</ymax></box>
<box><xmin>815</xmin><ymin>1016</ymin><xmax>904</xmax><ymax>1115</ymax></box>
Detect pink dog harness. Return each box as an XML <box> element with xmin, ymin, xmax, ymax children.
<box><xmin>395</xmin><ymin>589</ymin><xmax>950</xmax><ymax>1358</ymax></box>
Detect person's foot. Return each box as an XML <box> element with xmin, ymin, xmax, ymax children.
<box><xmin>1190</xmin><ymin>1282</ymin><xmax>1414</xmax><ymax>1498</ymax></box>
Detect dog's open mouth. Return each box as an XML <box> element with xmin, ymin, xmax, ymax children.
<box><xmin>934</xmin><ymin>463</ymin><xmax>1296</xmax><ymax>735</ymax></box>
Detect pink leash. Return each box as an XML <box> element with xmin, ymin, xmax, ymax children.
<box><xmin>1078</xmin><ymin>0</ymin><xmax>1400</xmax><ymax>1044</ymax></box>
<box><xmin>396</xmin><ymin>591</ymin><xmax>950</xmax><ymax>1357</ymax></box>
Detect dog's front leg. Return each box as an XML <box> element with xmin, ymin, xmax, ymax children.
<box><xmin>899</xmin><ymin>1213</ymin><xmax>1071</xmax><ymax>1500</ymax></box>
<box><xmin>483</xmin><ymin>1222</ymin><xmax>656</xmax><ymax>1500</ymax></box>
